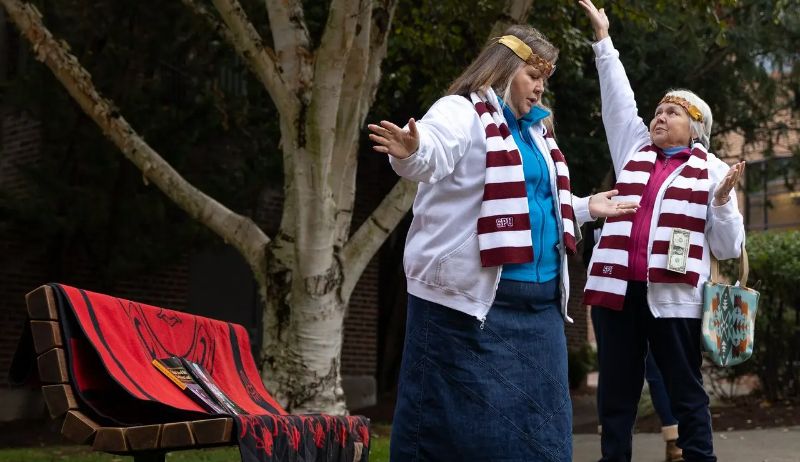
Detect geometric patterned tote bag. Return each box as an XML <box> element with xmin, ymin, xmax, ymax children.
<box><xmin>702</xmin><ymin>245</ymin><xmax>760</xmax><ymax>367</ymax></box>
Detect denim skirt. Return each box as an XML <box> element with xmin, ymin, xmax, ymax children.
<box><xmin>389</xmin><ymin>278</ymin><xmax>572</xmax><ymax>462</ymax></box>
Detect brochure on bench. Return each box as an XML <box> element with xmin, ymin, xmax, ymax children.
<box><xmin>179</xmin><ymin>357</ymin><xmax>246</xmax><ymax>416</ymax></box>
<box><xmin>152</xmin><ymin>356</ymin><xmax>227</xmax><ymax>414</ymax></box>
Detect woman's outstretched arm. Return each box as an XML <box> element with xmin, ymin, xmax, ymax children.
<box><xmin>579</xmin><ymin>0</ymin><xmax>651</xmax><ymax>173</ymax></box>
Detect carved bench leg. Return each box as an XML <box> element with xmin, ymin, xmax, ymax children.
<box><xmin>133</xmin><ymin>452</ymin><xmax>166</xmax><ymax>462</ymax></box>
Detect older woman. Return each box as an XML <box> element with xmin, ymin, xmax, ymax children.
<box><xmin>578</xmin><ymin>2</ymin><xmax>746</xmax><ymax>462</ymax></box>
<box><xmin>368</xmin><ymin>24</ymin><xmax>637</xmax><ymax>462</ymax></box>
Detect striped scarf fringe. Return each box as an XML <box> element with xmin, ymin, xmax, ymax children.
<box><xmin>584</xmin><ymin>143</ymin><xmax>710</xmax><ymax>310</ymax></box>
<box><xmin>470</xmin><ymin>91</ymin><xmax>576</xmax><ymax>268</ymax></box>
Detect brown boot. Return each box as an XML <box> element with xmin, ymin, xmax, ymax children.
<box><xmin>662</xmin><ymin>425</ymin><xmax>683</xmax><ymax>462</ymax></box>
<box><xmin>665</xmin><ymin>439</ymin><xmax>683</xmax><ymax>462</ymax></box>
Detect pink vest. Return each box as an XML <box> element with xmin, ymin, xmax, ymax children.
<box><xmin>628</xmin><ymin>149</ymin><xmax>690</xmax><ymax>281</ymax></box>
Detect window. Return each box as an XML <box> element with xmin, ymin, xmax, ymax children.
<box><xmin>743</xmin><ymin>156</ymin><xmax>800</xmax><ymax>231</ymax></box>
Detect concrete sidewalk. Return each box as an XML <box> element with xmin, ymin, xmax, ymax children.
<box><xmin>573</xmin><ymin>426</ymin><xmax>800</xmax><ymax>462</ymax></box>
<box><xmin>571</xmin><ymin>389</ymin><xmax>800</xmax><ymax>462</ymax></box>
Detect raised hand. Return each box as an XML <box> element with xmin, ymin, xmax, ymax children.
<box><xmin>589</xmin><ymin>189</ymin><xmax>639</xmax><ymax>219</ymax></box>
<box><xmin>713</xmin><ymin>161</ymin><xmax>746</xmax><ymax>206</ymax></box>
<box><xmin>578</xmin><ymin>0</ymin><xmax>610</xmax><ymax>41</ymax></box>
<box><xmin>368</xmin><ymin>118</ymin><xmax>420</xmax><ymax>159</ymax></box>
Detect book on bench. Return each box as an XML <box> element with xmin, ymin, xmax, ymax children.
<box><xmin>152</xmin><ymin>355</ymin><xmax>244</xmax><ymax>415</ymax></box>
<box><xmin>152</xmin><ymin>356</ymin><xmax>227</xmax><ymax>414</ymax></box>
<box><xmin>179</xmin><ymin>357</ymin><xmax>246</xmax><ymax>416</ymax></box>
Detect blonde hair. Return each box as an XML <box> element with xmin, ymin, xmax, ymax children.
<box><xmin>447</xmin><ymin>25</ymin><xmax>558</xmax><ymax>100</ymax></box>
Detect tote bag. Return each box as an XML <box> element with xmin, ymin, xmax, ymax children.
<box><xmin>701</xmin><ymin>245</ymin><xmax>760</xmax><ymax>367</ymax></box>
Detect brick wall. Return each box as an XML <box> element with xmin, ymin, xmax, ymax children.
<box><xmin>0</xmin><ymin>113</ymin><xmax>44</xmax><ymax>383</ymax></box>
<box><xmin>0</xmin><ymin>226</ymin><xmax>190</xmax><ymax>387</ymax></box>
<box><xmin>48</xmin><ymin>256</ymin><xmax>190</xmax><ymax>312</ymax></box>
<box><xmin>0</xmin><ymin>112</ymin><xmax>193</xmax><ymax>385</ymax></box>
<box><xmin>342</xmin><ymin>261</ymin><xmax>378</xmax><ymax>376</ymax></box>
<box><xmin>0</xmin><ymin>113</ymin><xmax>41</xmax><ymax>196</ymax></box>
<box><xmin>0</xmin><ymin>234</ymin><xmax>48</xmax><ymax>384</ymax></box>
<box><xmin>340</xmin><ymin>151</ymin><xmax>397</xmax><ymax>378</ymax></box>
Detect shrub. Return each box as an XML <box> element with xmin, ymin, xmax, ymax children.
<box><xmin>568</xmin><ymin>342</ymin><xmax>597</xmax><ymax>390</ymax></box>
<box><xmin>719</xmin><ymin>230</ymin><xmax>800</xmax><ymax>401</ymax></box>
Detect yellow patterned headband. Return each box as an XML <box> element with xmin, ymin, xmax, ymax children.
<box><xmin>497</xmin><ymin>35</ymin><xmax>555</xmax><ymax>77</ymax></box>
<box><xmin>659</xmin><ymin>95</ymin><xmax>704</xmax><ymax>122</ymax></box>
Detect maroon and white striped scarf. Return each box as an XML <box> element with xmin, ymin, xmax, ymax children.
<box><xmin>584</xmin><ymin>143</ymin><xmax>710</xmax><ymax>310</ymax></box>
<box><xmin>470</xmin><ymin>91</ymin><xmax>577</xmax><ymax>268</ymax></box>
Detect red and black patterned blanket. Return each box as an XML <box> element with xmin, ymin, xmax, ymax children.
<box><xmin>14</xmin><ymin>284</ymin><xmax>369</xmax><ymax>462</ymax></box>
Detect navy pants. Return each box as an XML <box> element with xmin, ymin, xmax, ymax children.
<box><xmin>646</xmin><ymin>351</ymin><xmax>678</xmax><ymax>427</ymax></box>
<box><xmin>592</xmin><ymin>282</ymin><xmax>715</xmax><ymax>462</ymax></box>
<box><xmin>390</xmin><ymin>278</ymin><xmax>572</xmax><ymax>462</ymax></box>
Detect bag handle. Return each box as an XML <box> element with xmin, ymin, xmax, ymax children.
<box><xmin>710</xmin><ymin>242</ymin><xmax>749</xmax><ymax>287</ymax></box>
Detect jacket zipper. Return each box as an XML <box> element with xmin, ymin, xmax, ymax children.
<box><xmin>519</xmin><ymin>119</ymin><xmax>547</xmax><ymax>281</ymax></box>
<box><xmin>535</xmin><ymin>126</ymin><xmax>571</xmax><ymax>321</ymax></box>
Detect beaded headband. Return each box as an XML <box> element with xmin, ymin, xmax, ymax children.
<box><xmin>497</xmin><ymin>35</ymin><xmax>555</xmax><ymax>77</ymax></box>
<box><xmin>659</xmin><ymin>95</ymin><xmax>704</xmax><ymax>122</ymax></box>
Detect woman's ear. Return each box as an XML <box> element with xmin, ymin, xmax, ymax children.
<box><xmin>690</xmin><ymin>126</ymin><xmax>700</xmax><ymax>145</ymax></box>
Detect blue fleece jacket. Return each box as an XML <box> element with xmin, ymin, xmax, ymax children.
<box><xmin>500</xmin><ymin>102</ymin><xmax>561</xmax><ymax>282</ymax></box>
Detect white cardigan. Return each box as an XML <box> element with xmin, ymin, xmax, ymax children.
<box><xmin>591</xmin><ymin>37</ymin><xmax>745</xmax><ymax>318</ymax></box>
<box><xmin>389</xmin><ymin>88</ymin><xmax>594</xmax><ymax>323</ymax></box>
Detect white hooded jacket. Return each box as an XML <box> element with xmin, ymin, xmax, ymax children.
<box><xmin>389</xmin><ymin>88</ymin><xmax>595</xmax><ymax>323</ymax></box>
<box><xmin>589</xmin><ymin>37</ymin><xmax>745</xmax><ymax>318</ymax></box>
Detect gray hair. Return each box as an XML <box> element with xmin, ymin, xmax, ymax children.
<box><xmin>662</xmin><ymin>89</ymin><xmax>713</xmax><ymax>148</ymax></box>
<box><xmin>446</xmin><ymin>25</ymin><xmax>558</xmax><ymax>100</ymax></box>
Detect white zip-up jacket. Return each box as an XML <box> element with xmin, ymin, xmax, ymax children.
<box><xmin>389</xmin><ymin>88</ymin><xmax>594</xmax><ymax>323</ymax></box>
<box><xmin>592</xmin><ymin>37</ymin><xmax>745</xmax><ymax>318</ymax></box>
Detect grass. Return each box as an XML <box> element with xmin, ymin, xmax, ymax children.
<box><xmin>368</xmin><ymin>422</ymin><xmax>391</xmax><ymax>461</ymax></box>
<box><xmin>0</xmin><ymin>424</ymin><xmax>392</xmax><ymax>462</ymax></box>
<box><xmin>0</xmin><ymin>446</ymin><xmax>238</xmax><ymax>461</ymax></box>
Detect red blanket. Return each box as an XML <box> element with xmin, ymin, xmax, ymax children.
<box><xmin>55</xmin><ymin>283</ymin><xmax>285</xmax><ymax>418</ymax></box>
<box><xmin>47</xmin><ymin>284</ymin><xmax>369</xmax><ymax>462</ymax></box>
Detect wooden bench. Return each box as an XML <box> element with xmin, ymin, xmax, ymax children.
<box><xmin>25</xmin><ymin>285</ymin><xmax>239</xmax><ymax>462</ymax></box>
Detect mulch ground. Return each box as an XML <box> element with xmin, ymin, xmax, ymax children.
<box><xmin>359</xmin><ymin>389</ymin><xmax>800</xmax><ymax>435</ymax></box>
<box><xmin>642</xmin><ymin>396</ymin><xmax>800</xmax><ymax>433</ymax></box>
<box><xmin>571</xmin><ymin>389</ymin><xmax>800</xmax><ymax>434</ymax></box>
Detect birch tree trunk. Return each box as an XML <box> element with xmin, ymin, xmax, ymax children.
<box><xmin>1</xmin><ymin>0</ymin><xmax>535</xmax><ymax>413</ymax></box>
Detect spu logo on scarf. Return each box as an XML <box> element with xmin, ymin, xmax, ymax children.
<box><xmin>469</xmin><ymin>91</ymin><xmax>577</xmax><ymax>268</ymax></box>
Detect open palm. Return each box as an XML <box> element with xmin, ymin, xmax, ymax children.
<box><xmin>714</xmin><ymin>161</ymin><xmax>746</xmax><ymax>205</ymax></box>
<box><xmin>367</xmin><ymin>119</ymin><xmax>420</xmax><ymax>159</ymax></box>
<box><xmin>578</xmin><ymin>0</ymin><xmax>610</xmax><ymax>40</ymax></box>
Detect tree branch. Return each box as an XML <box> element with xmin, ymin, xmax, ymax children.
<box><xmin>1</xmin><ymin>0</ymin><xmax>271</xmax><ymax>280</ymax></box>
<box><xmin>180</xmin><ymin>0</ymin><xmax>236</xmax><ymax>44</ymax></box>
<box><xmin>330</xmin><ymin>1</ymin><xmax>376</xmax><ymax>247</ymax></box>
<box><xmin>265</xmin><ymin>0</ymin><xmax>312</xmax><ymax>94</ymax></box>
<box><xmin>362</xmin><ymin>0</ymin><xmax>397</xmax><ymax>105</ymax></box>
<box><xmin>203</xmin><ymin>0</ymin><xmax>298</xmax><ymax>118</ymax></box>
<box><xmin>489</xmin><ymin>0</ymin><xmax>535</xmax><ymax>37</ymax></box>
<box><xmin>341</xmin><ymin>178</ymin><xmax>417</xmax><ymax>299</ymax></box>
<box><xmin>286</xmin><ymin>0</ymin><xmax>364</xmax><ymax>283</ymax></box>
<box><xmin>331</xmin><ymin>1</ymin><xmax>398</xmax><ymax>247</ymax></box>
<box><xmin>307</xmin><ymin>0</ymin><xmax>363</xmax><ymax>177</ymax></box>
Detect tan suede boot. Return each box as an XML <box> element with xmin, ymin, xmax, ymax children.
<box><xmin>662</xmin><ymin>425</ymin><xmax>683</xmax><ymax>462</ymax></box>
